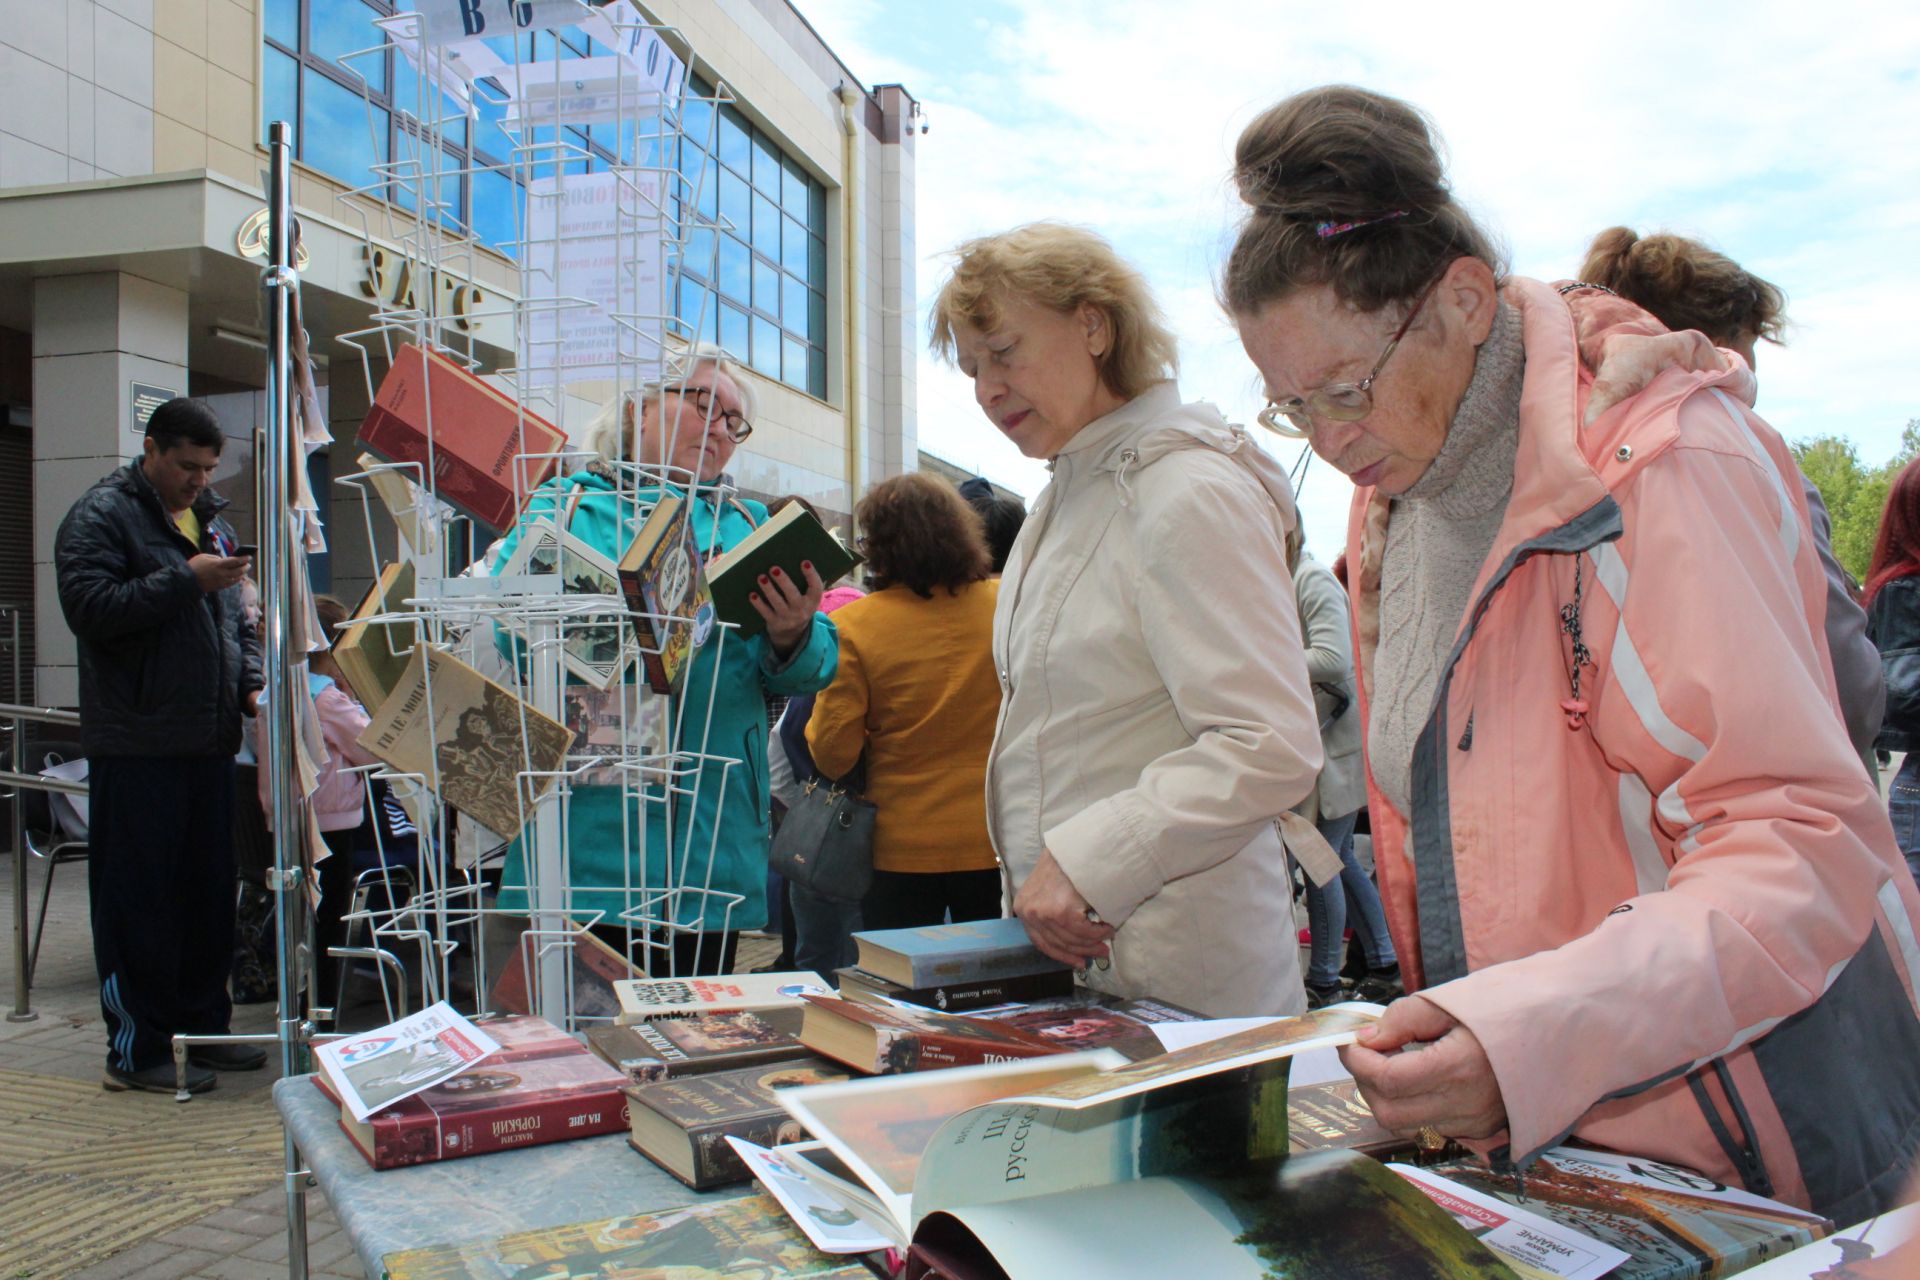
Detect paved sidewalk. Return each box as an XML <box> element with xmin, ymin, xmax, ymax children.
<box><xmin>1</xmin><ymin>845</ymin><xmax>779</xmax><ymax>1278</ymax></box>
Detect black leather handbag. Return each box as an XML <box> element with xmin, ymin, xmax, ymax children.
<box><xmin>769</xmin><ymin>757</ymin><xmax>875</xmax><ymax>904</ymax></box>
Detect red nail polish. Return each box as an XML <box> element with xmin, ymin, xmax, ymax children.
<box><xmin>771</xmin><ymin>567</ymin><xmax>784</xmax><ymax>577</ymax></box>
<box><xmin>802</xmin><ymin>561</ymin><xmax>813</xmax><ymax>572</ymax></box>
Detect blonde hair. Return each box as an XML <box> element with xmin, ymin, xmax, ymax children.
<box><xmin>929</xmin><ymin>222</ymin><xmax>1178</xmax><ymax>401</ymax></box>
<box><xmin>583</xmin><ymin>342</ymin><xmax>758</xmax><ymax>463</ymax></box>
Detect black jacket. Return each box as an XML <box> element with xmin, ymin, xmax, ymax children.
<box><xmin>54</xmin><ymin>463</ymin><xmax>262</xmax><ymax>758</ymax></box>
<box><xmin>1868</xmin><ymin>575</ymin><xmax>1920</xmax><ymax>753</ymax></box>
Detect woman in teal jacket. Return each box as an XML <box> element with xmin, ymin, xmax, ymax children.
<box><xmin>492</xmin><ymin>348</ymin><xmax>837</xmax><ymax>975</ymax></box>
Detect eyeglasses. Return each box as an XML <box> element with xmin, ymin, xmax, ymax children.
<box><xmin>660</xmin><ymin>383</ymin><xmax>753</xmax><ymax>442</ymax></box>
<box><xmin>1255</xmin><ymin>278</ymin><xmax>1440</xmax><ymax>439</ymax></box>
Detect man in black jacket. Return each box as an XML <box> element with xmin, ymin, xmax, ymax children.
<box><xmin>54</xmin><ymin>398</ymin><xmax>268</xmax><ymax>1093</ymax></box>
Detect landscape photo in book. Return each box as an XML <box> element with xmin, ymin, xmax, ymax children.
<box><xmin>380</xmin><ymin>1193</ymin><xmax>872</xmax><ymax>1280</ymax></box>
<box><xmin>500</xmin><ymin>516</ymin><xmax>635</xmax><ymax>689</ymax></box>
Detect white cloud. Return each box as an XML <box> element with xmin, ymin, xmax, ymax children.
<box><xmin>806</xmin><ymin>0</ymin><xmax>1920</xmax><ymax>548</ymax></box>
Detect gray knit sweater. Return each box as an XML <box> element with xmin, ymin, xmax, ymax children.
<box><xmin>1369</xmin><ymin>301</ymin><xmax>1526</xmax><ymax>824</ymax></box>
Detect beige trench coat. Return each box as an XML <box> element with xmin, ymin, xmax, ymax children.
<box><xmin>987</xmin><ymin>383</ymin><xmax>1320</xmax><ymax>1017</ymax></box>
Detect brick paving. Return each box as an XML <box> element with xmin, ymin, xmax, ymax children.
<box><xmin>2</xmin><ymin>845</ymin><xmax>780</xmax><ymax>1278</ymax></box>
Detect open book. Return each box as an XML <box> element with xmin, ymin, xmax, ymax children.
<box><xmin>769</xmin><ymin>1003</ymin><xmax>1510</xmax><ymax>1277</ymax></box>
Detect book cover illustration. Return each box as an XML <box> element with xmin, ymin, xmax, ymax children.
<box><xmin>1736</xmin><ymin>1200</ymin><xmax>1917</xmax><ymax>1279</ymax></box>
<box><xmin>595</xmin><ymin>1009</ymin><xmax>806</xmax><ymax>1084</ymax></box>
<box><xmin>499</xmin><ymin>516</ymin><xmax>636</xmax><ymax>690</ymax></box>
<box><xmin>618</xmin><ymin>491</ymin><xmax>714</xmax><ymax>695</ymax></box>
<box><xmin>1392</xmin><ymin>1162</ymin><xmax>1631</xmax><ymax>1280</ymax></box>
<box><xmin>626</xmin><ymin>1058</ymin><xmax>851</xmax><ymax>1189</ymax></box>
<box><xmin>615</xmin><ymin>972</ymin><xmax>832</xmax><ymax>1023</ymax></box>
<box><xmin>489</xmin><ymin>923</ymin><xmax>643</xmax><ymax>1020</ymax></box>
<box><xmin>729</xmin><ymin>1137</ymin><xmax>895</xmax><ymax>1256</ymax></box>
<box><xmin>358</xmin><ymin>342</ymin><xmax>566</xmax><ymax>535</ymax></box>
<box><xmin>561</xmin><ymin>680</ymin><xmax>673</xmax><ymax>788</ymax></box>
<box><xmin>977</xmin><ymin>996</ymin><xmax>1204</xmax><ymax>1061</ymax></box>
<box><xmin>357</xmin><ymin>646</ymin><xmax>572</xmax><ymax>841</ymax></box>
<box><xmin>798</xmin><ymin>994</ymin><xmax>1063</xmax><ymax>1074</ymax></box>
<box><xmin>1424</xmin><ymin>1146</ymin><xmax>1832</xmax><ymax>1279</ymax></box>
<box><xmin>380</xmin><ymin>1193</ymin><xmax>872</xmax><ymax>1280</ymax></box>
<box><xmin>1286</xmin><ymin>1077</ymin><xmax>1411</xmax><ymax>1158</ymax></box>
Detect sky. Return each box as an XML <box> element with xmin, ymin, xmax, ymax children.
<box><xmin>798</xmin><ymin>0</ymin><xmax>1920</xmax><ymax>555</ymax></box>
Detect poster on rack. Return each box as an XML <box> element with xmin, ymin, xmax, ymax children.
<box><xmin>522</xmin><ymin>170</ymin><xmax>664</xmax><ymax>385</ymax></box>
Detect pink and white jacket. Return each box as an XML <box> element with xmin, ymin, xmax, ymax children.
<box><xmin>1346</xmin><ymin>277</ymin><xmax>1920</xmax><ymax>1222</ymax></box>
<box><xmin>256</xmin><ymin>673</ymin><xmax>376</xmax><ymax>833</ymax></box>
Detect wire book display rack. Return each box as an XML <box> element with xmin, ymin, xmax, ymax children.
<box><xmin>255</xmin><ymin>0</ymin><xmax>765</xmax><ymax>1065</ymax></box>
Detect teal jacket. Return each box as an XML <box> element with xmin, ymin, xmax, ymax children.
<box><xmin>491</xmin><ymin>469</ymin><xmax>838</xmax><ymax>931</ymax></box>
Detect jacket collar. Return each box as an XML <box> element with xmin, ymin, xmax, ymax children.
<box><xmin>1052</xmin><ymin>381</ymin><xmax>1186</xmax><ymax>469</ymax></box>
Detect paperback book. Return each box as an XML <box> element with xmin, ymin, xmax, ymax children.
<box><xmin>357</xmin><ymin>342</ymin><xmax>566</xmax><ymax>535</ymax></box>
<box><xmin>488</xmin><ymin>922</ymin><xmax>643</xmax><ymax>1021</ymax></box>
<box><xmin>851</xmin><ymin>917</ymin><xmax>1071</xmax><ymax>990</ymax></box>
<box><xmin>624</xmin><ymin>1056</ymin><xmax>850</xmax><ymax>1190</ymax></box>
<box><xmin>332</xmin><ymin>560</ymin><xmax>415</xmax><ymax>712</ymax></box>
<box><xmin>587</xmin><ymin>1008</ymin><xmax>808</xmax><ymax>1084</ymax></box>
<box><xmin>614</xmin><ymin>971</ymin><xmax>831</xmax><ymax>1023</ymax></box>
<box><xmin>498</xmin><ymin>516</ymin><xmax>636</xmax><ymax>690</ymax></box>
<box><xmin>617</xmin><ymin>491</ymin><xmax>713</xmax><ymax>694</ymax></box>
<box><xmin>314</xmin><ymin>1001</ymin><xmax>501</xmax><ymax>1122</ymax></box>
<box><xmin>560</xmin><ymin>679</ymin><xmax>673</xmax><ymax>787</ymax></box>
<box><xmin>1286</xmin><ymin>1076</ymin><xmax>1413</xmax><ymax>1159</ymax></box>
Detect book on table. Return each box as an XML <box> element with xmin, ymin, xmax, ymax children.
<box><xmin>357</xmin><ymin>342</ymin><xmax>567</xmax><ymax>535</ymax></box>
<box><xmin>586</xmin><ymin>1007</ymin><xmax>809</xmax><ymax>1084</ymax></box>
<box><xmin>797</xmin><ymin>994</ymin><xmax>1065</xmax><ymax>1075</ymax></box>
<box><xmin>776</xmin><ymin>1004</ymin><xmax>1389</xmax><ymax>1252</ymax></box>
<box><xmin>969</xmin><ymin>994</ymin><xmax>1207</xmax><ymax>1062</ymax></box>
<box><xmin>613</xmin><ymin>970</ymin><xmax>831</xmax><ymax>1024</ymax></box>
<box><xmin>380</xmin><ymin>1192</ymin><xmax>872</xmax><ymax>1280</ymax></box>
<box><xmin>832</xmin><ymin>965</ymin><xmax>1075</xmax><ymax>1013</ymax></box>
<box><xmin>623</xmin><ymin>1055</ymin><xmax>851</xmax><ymax>1190</ymax></box>
<box><xmin>356</xmin><ymin>645</ymin><xmax>572</xmax><ymax>842</ymax></box>
<box><xmin>850</xmin><ymin>917</ymin><xmax>1070</xmax><ymax>991</ymax></box>
<box><xmin>332</xmin><ymin>559</ymin><xmax>415</xmax><ymax>712</ymax></box>
<box><xmin>703</xmin><ymin>501</ymin><xmax>861</xmax><ymax>639</ymax></box>
<box><xmin>617</xmin><ymin>490</ymin><xmax>714</xmax><ymax>694</ymax></box>
<box><xmin>316</xmin><ymin>1014</ymin><xmax>630</xmax><ymax>1170</ymax></box>
<box><xmin>488</xmin><ymin>921</ymin><xmax>643</xmax><ymax>1021</ymax></box>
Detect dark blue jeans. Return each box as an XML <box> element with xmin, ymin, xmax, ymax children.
<box><xmin>1303</xmin><ymin>810</ymin><xmax>1397</xmax><ymax>990</ymax></box>
<box><xmin>1888</xmin><ymin>755</ymin><xmax>1920</xmax><ymax>890</ymax></box>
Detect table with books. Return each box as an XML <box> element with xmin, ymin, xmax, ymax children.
<box><xmin>277</xmin><ymin>920</ymin><xmax>1857</xmax><ymax>1280</ymax></box>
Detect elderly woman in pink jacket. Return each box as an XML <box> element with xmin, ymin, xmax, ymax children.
<box><xmin>1227</xmin><ymin>84</ymin><xmax>1920</xmax><ymax>1221</ymax></box>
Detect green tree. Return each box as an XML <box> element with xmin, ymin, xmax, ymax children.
<box><xmin>1792</xmin><ymin>419</ymin><xmax>1920</xmax><ymax>584</ymax></box>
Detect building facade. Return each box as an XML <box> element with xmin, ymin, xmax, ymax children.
<box><xmin>0</xmin><ymin>0</ymin><xmax>918</xmax><ymax>708</ymax></box>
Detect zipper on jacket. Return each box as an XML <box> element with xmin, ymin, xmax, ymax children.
<box><xmin>1686</xmin><ymin>1061</ymin><xmax>1775</xmax><ymax>1197</ymax></box>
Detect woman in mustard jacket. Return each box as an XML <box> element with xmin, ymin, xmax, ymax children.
<box><xmin>807</xmin><ymin>474</ymin><xmax>1003</xmax><ymax>936</ymax></box>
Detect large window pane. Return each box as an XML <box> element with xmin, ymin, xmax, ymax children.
<box><xmin>808</xmin><ymin>234</ymin><xmax>826</xmax><ymax>288</ymax></box>
<box><xmin>781</xmin><ymin>157</ymin><xmax>809</xmax><ymax>216</ymax></box>
<box><xmin>264</xmin><ymin>0</ymin><xmax>298</xmax><ymax>48</ymax></box>
<box><xmin>751</xmin><ymin>130</ymin><xmax>778</xmax><ymax>192</ymax></box>
<box><xmin>717</xmin><ymin>106</ymin><xmax>750</xmax><ymax>173</ymax></box>
<box><xmin>677</xmin><ymin>276</ymin><xmax>717</xmax><ymax>345</ymax></box>
<box><xmin>783</xmin><ymin>336</ymin><xmax>807</xmax><ymax>390</ymax></box>
<box><xmin>810</xmin><ymin>183</ymin><xmax>826</xmax><ymax>232</ymax></box>
<box><xmin>683</xmin><ymin>226</ymin><xmax>717</xmax><ymax>281</ymax></box>
<box><xmin>752</xmin><ymin>258</ymin><xmax>778</xmax><ymax>317</ymax></box>
<box><xmin>751</xmin><ymin>192</ymin><xmax>779</xmax><ymax>259</ymax></box>
<box><xmin>782</xmin><ymin>213</ymin><xmax>807</xmax><ymax>272</ymax></box>
<box><xmin>680</xmin><ymin>81</ymin><xmax>714</xmax><ymax>150</ymax></box>
<box><xmin>782</xmin><ymin>273</ymin><xmax>807</xmax><ymax>329</ymax></box>
<box><xmin>717</xmin><ymin>234</ymin><xmax>750</xmax><ymax>304</ymax></box>
<box><xmin>303</xmin><ymin>74</ymin><xmax>386</xmax><ymax>188</ymax></box>
<box><xmin>472</xmin><ymin>77</ymin><xmax>511</xmax><ymax>160</ymax></box>
<box><xmin>261</xmin><ymin>47</ymin><xmax>298</xmax><ymax>148</ymax></box>
<box><xmin>392</xmin><ymin>57</ymin><xmax>467</xmax><ymax>147</ymax></box>
<box><xmin>471</xmin><ymin>165</ymin><xmax>523</xmax><ymax>254</ymax></box>
<box><xmin>310</xmin><ymin>0</ymin><xmax>386</xmax><ymax>94</ymax></box>
<box><xmin>718</xmin><ymin>168</ymin><xmax>749</xmax><ymax>238</ymax></box>
<box><xmin>720</xmin><ymin>305</ymin><xmax>749</xmax><ymax>365</ymax></box>
<box><xmin>750</xmin><ymin>314</ymin><xmax>780</xmax><ymax>377</ymax></box>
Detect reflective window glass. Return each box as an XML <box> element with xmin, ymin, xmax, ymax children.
<box><xmin>717</xmin><ymin>106</ymin><xmax>750</xmax><ymax>173</ymax></box>
<box><xmin>310</xmin><ymin>0</ymin><xmax>385</xmax><ymax>94</ymax></box>
<box><xmin>752</xmin><ymin>192</ymin><xmax>779</xmax><ymax>258</ymax></box>
<box><xmin>783</xmin><ymin>336</ymin><xmax>807</xmax><ymax>389</ymax></box>
<box><xmin>720</xmin><ymin>305</ymin><xmax>750</xmax><ymax>364</ymax></box>
<box><xmin>809</xmin><ymin>347</ymin><xmax>827</xmax><ymax>399</ymax></box>
<box><xmin>718</xmin><ymin>234</ymin><xmax>751</xmax><ymax>304</ymax></box>
<box><xmin>782</xmin><ymin>214</ymin><xmax>806</xmax><ymax>270</ymax></box>
<box><xmin>719</xmin><ymin>168</ymin><xmax>750</xmax><ymax>239</ymax></box>
<box><xmin>782</xmin><ymin>273</ymin><xmax>807</xmax><ymax>329</ymax></box>
<box><xmin>751</xmin><ymin>131</ymin><xmax>778</xmax><ymax>191</ymax></box>
<box><xmin>781</xmin><ymin>156</ymin><xmax>809</xmax><ymax>216</ymax></box>
<box><xmin>261</xmin><ymin>48</ymin><xmax>299</xmax><ymax>149</ymax></box>
<box><xmin>753</xmin><ymin>258</ymin><xmax>779</xmax><ymax>317</ymax></box>
<box><xmin>808</xmin><ymin>290</ymin><xmax>826</xmax><ymax>344</ymax></box>
<box><xmin>751</xmin><ymin>314</ymin><xmax>780</xmax><ymax>377</ymax></box>
<box><xmin>471</xmin><ymin>165</ymin><xmax>523</xmax><ymax>254</ymax></box>
<box><xmin>264</xmin><ymin>0</ymin><xmax>298</xmax><ymax>48</ymax></box>
<box><xmin>303</xmin><ymin>74</ymin><xmax>386</xmax><ymax>186</ymax></box>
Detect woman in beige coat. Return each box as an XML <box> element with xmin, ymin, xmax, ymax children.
<box><xmin>930</xmin><ymin>222</ymin><xmax>1325</xmax><ymax>1017</ymax></box>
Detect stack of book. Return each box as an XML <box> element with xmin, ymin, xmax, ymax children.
<box><xmin>833</xmin><ymin>917</ymin><xmax>1074</xmax><ymax>1013</ymax></box>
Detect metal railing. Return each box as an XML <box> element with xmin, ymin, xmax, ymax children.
<box><xmin>5</xmin><ymin>694</ymin><xmax>84</xmax><ymax>1024</ymax></box>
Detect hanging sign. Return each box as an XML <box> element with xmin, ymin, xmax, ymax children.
<box><xmin>521</xmin><ymin>170</ymin><xmax>664</xmax><ymax>385</ymax></box>
<box><xmin>407</xmin><ymin>0</ymin><xmax>592</xmax><ymax>46</ymax></box>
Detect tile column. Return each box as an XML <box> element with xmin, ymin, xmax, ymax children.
<box><xmin>31</xmin><ymin>270</ymin><xmax>189</xmax><ymax>705</ymax></box>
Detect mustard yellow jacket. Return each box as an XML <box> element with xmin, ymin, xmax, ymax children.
<box><xmin>807</xmin><ymin>579</ymin><xmax>1001</xmax><ymax>875</ymax></box>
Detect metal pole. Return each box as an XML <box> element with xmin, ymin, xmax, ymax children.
<box><xmin>263</xmin><ymin>118</ymin><xmax>312</xmax><ymax>1280</ymax></box>
<box><xmin>8</xmin><ymin>606</ymin><xmax>37</xmax><ymax>1023</ymax></box>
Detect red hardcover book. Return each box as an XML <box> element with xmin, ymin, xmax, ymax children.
<box><xmin>319</xmin><ymin>1015</ymin><xmax>630</xmax><ymax>1169</ymax></box>
<box><xmin>357</xmin><ymin>343</ymin><xmax>567</xmax><ymax>534</ymax></box>
<box><xmin>797</xmin><ymin>995</ymin><xmax>1063</xmax><ymax>1075</ymax></box>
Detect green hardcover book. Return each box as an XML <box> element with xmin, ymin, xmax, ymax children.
<box><xmin>332</xmin><ymin>560</ymin><xmax>415</xmax><ymax>711</ymax></box>
<box><xmin>703</xmin><ymin>502</ymin><xmax>860</xmax><ymax>639</ymax></box>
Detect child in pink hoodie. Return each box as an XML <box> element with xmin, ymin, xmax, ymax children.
<box><xmin>255</xmin><ymin>594</ymin><xmax>381</xmax><ymax>1009</ymax></box>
